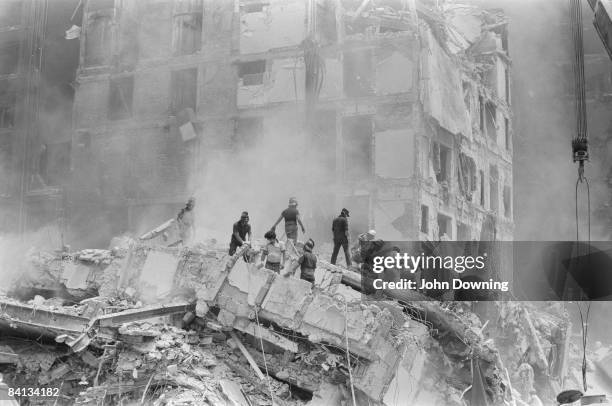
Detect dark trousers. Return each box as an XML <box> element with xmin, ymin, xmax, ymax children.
<box><xmin>229</xmin><ymin>241</ymin><xmax>251</xmax><ymax>262</ymax></box>
<box><xmin>229</xmin><ymin>241</ymin><xmax>240</xmax><ymax>256</ymax></box>
<box><xmin>331</xmin><ymin>239</ymin><xmax>351</xmax><ymax>266</ymax></box>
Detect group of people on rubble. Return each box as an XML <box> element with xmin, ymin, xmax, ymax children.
<box><xmin>175</xmin><ymin>196</ymin><xmax>380</xmax><ymax>282</ymax></box>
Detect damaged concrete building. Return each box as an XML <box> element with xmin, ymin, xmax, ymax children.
<box><xmin>0</xmin><ymin>0</ymin><xmax>81</xmax><ymax>236</ymax></box>
<box><xmin>1</xmin><ymin>235</ymin><xmax>572</xmax><ymax>405</ymax></box>
<box><xmin>69</xmin><ymin>0</ymin><xmax>512</xmax><ymax>247</ymax></box>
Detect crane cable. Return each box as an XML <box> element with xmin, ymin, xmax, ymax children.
<box><xmin>569</xmin><ymin>0</ymin><xmax>592</xmax><ymax>394</ymax></box>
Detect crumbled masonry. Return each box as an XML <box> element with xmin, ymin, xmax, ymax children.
<box><xmin>0</xmin><ymin>237</ymin><xmax>574</xmax><ymax>405</ymax></box>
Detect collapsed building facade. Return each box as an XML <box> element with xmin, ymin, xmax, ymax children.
<box><xmin>0</xmin><ymin>236</ymin><xmax>574</xmax><ymax>405</ymax></box>
<box><xmin>0</xmin><ymin>0</ymin><xmax>589</xmax><ymax>406</ymax></box>
<box><xmin>68</xmin><ymin>0</ymin><xmax>513</xmax><ymax>247</ymax></box>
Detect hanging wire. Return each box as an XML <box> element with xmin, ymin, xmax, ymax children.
<box><xmin>569</xmin><ymin>0</ymin><xmax>593</xmax><ymax>394</ymax></box>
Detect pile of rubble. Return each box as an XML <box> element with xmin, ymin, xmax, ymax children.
<box><xmin>0</xmin><ymin>236</ymin><xmax>574</xmax><ymax>405</ymax></box>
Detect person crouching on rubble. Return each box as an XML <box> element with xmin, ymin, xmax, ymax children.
<box><xmin>259</xmin><ymin>230</ymin><xmax>285</xmax><ymax>272</ymax></box>
<box><xmin>229</xmin><ymin>211</ymin><xmax>252</xmax><ymax>256</ymax></box>
<box><xmin>350</xmin><ymin>229</ymin><xmax>376</xmax><ymax>265</ymax></box>
<box><xmin>177</xmin><ymin>197</ymin><xmax>196</xmax><ymax>244</ymax></box>
<box><xmin>290</xmin><ymin>238</ymin><xmax>317</xmax><ymax>282</ymax></box>
<box><xmin>270</xmin><ymin>197</ymin><xmax>306</xmax><ymax>244</ymax></box>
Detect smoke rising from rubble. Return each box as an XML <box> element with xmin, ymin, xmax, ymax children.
<box><xmin>189</xmin><ymin>123</ymin><xmax>329</xmax><ymax>244</ymax></box>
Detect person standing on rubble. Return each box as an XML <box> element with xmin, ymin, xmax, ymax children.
<box><xmin>176</xmin><ymin>197</ymin><xmax>196</xmax><ymax>244</ymax></box>
<box><xmin>331</xmin><ymin>208</ymin><xmax>352</xmax><ymax>267</ymax></box>
<box><xmin>260</xmin><ymin>230</ymin><xmax>286</xmax><ymax>272</ymax></box>
<box><xmin>270</xmin><ymin>197</ymin><xmax>306</xmax><ymax>244</ymax></box>
<box><xmin>291</xmin><ymin>238</ymin><xmax>317</xmax><ymax>282</ymax></box>
<box><xmin>229</xmin><ymin>211</ymin><xmax>252</xmax><ymax>256</ymax></box>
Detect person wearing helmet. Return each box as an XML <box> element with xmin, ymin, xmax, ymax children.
<box><xmin>229</xmin><ymin>211</ymin><xmax>252</xmax><ymax>256</ymax></box>
<box><xmin>331</xmin><ymin>208</ymin><xmax>352</xmax><ymax>267</ymax></box>
<box><xmin>291</xmin><ymin>238</ymin><xmax>317</xmax><ymax>282</ymax></box>
<box><xmin>270</xmin><ymin>197</ymin><xmax>305</xmax><ymax>244</ymax></box>
<box><xmin>177</xmin><ymin>197</ymin><xmax>196</xmax><ymax>244</ymax></box>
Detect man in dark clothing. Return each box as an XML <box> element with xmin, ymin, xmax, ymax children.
<box><xmin>229</xmin><ymin>211</ymin><xmax>252</xmax><ymax>256</ymax></box>
<box><xmin>293</xmin><ymin>238</ymin><xmax>317</xmax><ymax>282</ymax></box>
<box><xmin>271</xmin><ymin>197</ymin><xmax>305</xmax><ymax>244</ymax></box>
<box><xmin>331</xmin><ymin>208</ymin><xmax>352</xmax><ymax>267</ymax></box>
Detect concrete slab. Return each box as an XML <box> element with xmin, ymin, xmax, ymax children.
<box><xmin>260</xmin><ymin>276</ymin><xmax>312</xmax><ymax>329</ymax></box>
<box><xmin>196</xmin><ymin>258</ymin><xmax>229</xmax><ymax>302</ymax></box>
<box><xmin>227</xmin><ymin>261</ymin><xmax>273</xmax><ymax>306</ymax></box>
<box><xmin>62</xmin><ymin>262</ymin><xmax>90</xmax><ymax>290</ymax></box>
<box><xmin>301</xmin><ymin>293</ymin><xmax>367</xmax><ymax>342</ymax></box>
<box><xmin>233</xmin><ymin>319</ymin><xmax>299</xmax><ymax>353</ymax></box>
<box><xmin>140</xmin><ymin>250</ymin><xmax>179</xmax><ymax>297</ymax></box>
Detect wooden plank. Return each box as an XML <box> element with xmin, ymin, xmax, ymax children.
<box><xmin>229</xmin><ymin>331</ymin><xmax>265</xmax><ymax>381</ymax></box>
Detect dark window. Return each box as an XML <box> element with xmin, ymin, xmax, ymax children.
<box><xmin>479</xmin><ymin>170</ymin><xmax>485</xmax><ymax>206</ymax></box>
<box><xmin>343</xmin><ymin>50</ymin><xmax>373</xmax><ymax>97</ymax></box>
<box><xmin>433</xmin><ymin>142</ymin><xmax>451</xmax><ymax>183</ymax></box>
<box><xmin>343</xmin><ymin>116</ymin><xmax>372</xmax><ymax>180</ymax></box>
<box><xmin>503</xmin><ymin>185</ymin><xmax>511</xmax><ymax>218</ymax></box>
<box><xmin>489</xmin><ymin>165</ymin><xmax>498</xmax><ymax>213</ymax></box>
<box><xmin>457</xmin><ymin>153</ymin><xmax>477</xmax><ymax>200</ymax></box>
<box><xmin>0</xmin><ymin>133</ymin><xmax>12</xmax><ymax>195</ymax></box>
<box><xmin>485</xmin><ymin>101</ymin><xmax>497</xmax><ymax>141</ymax></box>
<box><xmin>234</xmin><ymin>116</ymin><xmax>263</xmax><ymax>149</ymax></box>
<box><xmin>505</xmin><ymin>67</ymin><xmax>510</xmax><ymax>104</ymax></box>
<box><xmin>420</xmin><ymin>205</ymin><xmax>429</xmax><ymax>234</ymax></box>
<box><xmin>238</xmin><ymin>60</ymin><xmax>266</xmax><ymax>86</ymax></box>
<box><xmin>88</xmin><ymin>0</ymin><xmax>115</xmax><ymax>12</ymax></box>
<box><xmin>84</xmin><ymin>13</ymin><xmax>112</xmax><ymax>66</ymax></box>
<box><xmin>173</xmin><ymin>0</ymin><xmax>203</xmax><ymax>56</ymax></box>
<box><xmin>437</xmin><ymin>213</ymin><xmax>452</xmax><ymax>239</ymax></box>
<box><xmin>457</xmin><ymin>222</ymin><xmax>470</xmax><ymax>241</ymax></box>
<box><xmin>0</xmin><ymin>82</ymin><xmax>15</xmax><ymax>128</ymax></box>
<box><xmin>108</xmin><ymin>76</ymin><xmax>134</xmax><ymax>120</ymax></box>
<box><xmin>170</xmin><ymin>68</ymin><xmax>197</xmax><ymax>113</ymax></box>
<box><xmin>241</xmin><ymin>2</ymin><xmax>268</xmax><ymax>13</ymax></box>
<box><xmin>479</xmin><ymin>95</ymin><xmax>485</xmax><ymax>133</ymax></box>
<box><xmin>505</xmin><ymin>118</ymin><xmax>510</xmax><ymax>150</ymax></box>
<box><xmin>0</xmin><ymin>42</ymin><xmax>19</xmax><ymax>75</ymax></box>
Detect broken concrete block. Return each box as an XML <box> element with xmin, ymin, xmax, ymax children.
<box><xmin>140</xmin><ymin>250</ymin><xmax>180</xmax><ymax>300</ymax></box>
<box><xmin>226</xmin><ymin>261</ymin><xmax>272</xmax><ymax>306</ymax></box>
<box><xmin>195</xmin><ymin>301</ymin><xmax>209</xmax><ymax>317</ymax></box>
<box><xmin>80</xmin><ymin>351</ymin><xmax>99</xmax><ymax>368</ymax></box>
<box><xmin>182</xmin><ymin>311</ymin><xmax>196</xmax><ymax>325</ymax></box>
<box><xmin>259</xmin><ymin>275</ymin><xmax>312</xmax><ymax>329</ymax></box>
<box><xmin>50</xmin><ymin>363</ymin><xmax>71</xmax><ymax>380</ymax></box>
<box><xmin>32</xmin><ymin>295</ymin><xmax>45</xmax><ymax>306</ymax></box>
<box><xmin>217</xmin><ymin>309</ymin><xmax>236</xmax><ymax>327</ymax></box>
<box><xmin>199</xmin><ymin>336</ymin><xmax>213</xmax><ymax>346</ymax></box>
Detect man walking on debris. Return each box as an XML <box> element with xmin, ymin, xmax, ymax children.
<box><xmin>291</xmin><ymin>238</ymin><xmax>317</xmax><ymax>282</ymax></box>
<box><xmin>270</xmin><ymin>197</ymin><xmax>305</xmax><ymax>244</ymax></box>
<box><xmin>176</xmin><ymin>197</ymin><xmax>196</xmax><ymax>244</ymax></box>
<box><xmin>229</xmin><ymin>211</ymin><xmax>252</xmax><ymax>256</ymax></box>
<box><xmin>331</xmin><ymin>208</ymin><xmax>352</xmax><ymax>267</ymax></box>
<box><xmin>260</xmin><ymin>230</ymin><xmax>285</xmax><ymax>272</ymax></box>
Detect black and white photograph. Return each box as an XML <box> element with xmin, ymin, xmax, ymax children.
<box><xmin>1</xmin><ymin>0</ymin><xmax>612</xmax><ymax>404</ymax></box>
